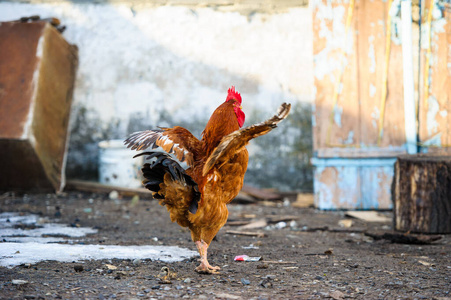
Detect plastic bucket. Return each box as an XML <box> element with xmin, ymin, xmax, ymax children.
<box><xmin>98</xmin><ymin>139</ymin><xmax>143</xmax><ymax>188</ymax></box>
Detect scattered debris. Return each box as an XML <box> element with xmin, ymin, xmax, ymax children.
<box><xmin>345</xmin><ymin>211</ymin><xmax>391</xmax><ymax>223</ymax></box>
<box><xmin>240</xmin><ymin>185</ymin><xmax>281</xmax><ymax>201</ymax></box>
<box><xmin>241</xmin><ymin>243</ymin><xmax>259</xmax><ymax>250</ymax></box>
<box><xmin>238</xmin><ymin>219</ymin><xmax>267</xmax><ymax>230</ymax></box>
<box><xmin>158</xmin><ymin>266</ymin><xmax>177</xmax><ymax>284</ymax></box>
<box><xmin>12</xmin><ymin>280</ymin><xmax>28</xmax><ymax>285</ymax></box>
<box><xmin>226</xmin><ymin>230</ymin><xmax>266</xmax><ymax>238</ymax></box>
<box><xmin>418</xmin><ymin>260</ymin><xmax>435</xmax><ymax>267</ymax></box>
<box><xmin>338</xmin><ymin>219</ymin><xmax>353</xmax><ymax>228</ymax></box>
<box><xmin>364</xmin><ymin>232</ymin><xmax>442</xmax><ymax>244</ymax></box>
<box><xmin>292</xmin><ymin>193</ymin><xmax>314</xmax><ymax>208</ymax></box>
<box><xmin>234</xmin><ymin>255</ymin><xmax>262</xmax><ymax>262</ymax></box>
<box><xmin>66</xmin><ymin>180</ymin><xmax>151</xmax><ymax>198</ymax></box>
<box><xmin>105</xmin><ymin>264</ymin><xmax>117</xmax><ymax>270</ymax></box>
<box><xmin>261</xmin><ymin>260</ymin><xmax>297</xmax><ymax>264</ymax></box>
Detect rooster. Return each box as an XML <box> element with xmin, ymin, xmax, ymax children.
<box><xmin>124</xmin><ymin>87</ymin><xmax>290</xmax><ymax>274</ymax></box>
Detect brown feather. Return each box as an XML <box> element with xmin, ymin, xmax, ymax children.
<box><xmin>202</xmin><ymin>102</ymin><xmax>291</xmax><ymax>176</ymax></box>
<box><xmin>124</xmin><ymin>126</ymin><xmax>201</xmax><ymax>167</ymax></box>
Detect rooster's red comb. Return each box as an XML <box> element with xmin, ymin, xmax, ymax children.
<box><xmin>226</xmin><ymin>86</ymin><xmax>242</xmax><ymax>104</ymax></box>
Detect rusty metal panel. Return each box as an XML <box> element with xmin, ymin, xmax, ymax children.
<box><xmin>0</xmin><ymin>21</ymin><xmax>78</xmax><ymax>192</ymax></box>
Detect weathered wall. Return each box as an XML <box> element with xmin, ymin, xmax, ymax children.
<box><xmin>0</xmin><ymin>1</ymin><xmax>314</xmax><ymax>191</ymax></box>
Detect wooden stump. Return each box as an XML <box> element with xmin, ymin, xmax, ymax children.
<box><xmin>393</xmin><ymin>154</ymin><xmax>451</xmax><ymax>233</ymax></box>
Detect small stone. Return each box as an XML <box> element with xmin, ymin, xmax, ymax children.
<box><xmin>109</xmin><ymin>190</ymin><xmax>119</xmax><ymax>200</ymax></box>
<box><xmin>274</xmin><ymin>222</ymin><xmax>287</xmax><ymax>229</ymax></box>
<box><xmin>330</xmin><ymin>290</ymin><xmax>345</xmax><ymax>300</ymax></box>
<box><xmin>12</xmin><ymin>279</ymin><xmax>28</xmax><ymax>285</ymax></box>
<box><xmin>136</xmin><ymin>292</ymin><xmax>145</xmax><ymax>297</ymax></box>
<box><xmin>105</xmin><ymin>264</ymin><xmax>117</xmax><ymax>270</ymax></box>
<box><xmin>260</xmin><ymin>278</ymin><xmax>273</xmax><ymax>288</ymax></box>
<box><xmin>74</xmin><ymin>265</ymin><xmax>84</xmax><ymax>272</ymax></box>
<box><xmin>315</xmin><ymin>275</ymin><xmax>324</xmax><ymax>281</ymax></box>
<box><xmin>151</xmin><ymin>285</ymin><xmax>160</xmax><ymax>290</ymax></box>
<box><xmin>183</xmin><ymin>278</ymin><xmax>192</xmax><ymax>284</ymax></box>
<box><xmin>241</xmin><ymin>278</ymin><xmax>250</xmax><ymax>285</ymax></box>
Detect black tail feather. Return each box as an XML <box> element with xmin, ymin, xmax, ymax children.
<box><xmin>135</xmin><ymin>151</ymin><xmax>200</xmax><ymax>213</ymax></box>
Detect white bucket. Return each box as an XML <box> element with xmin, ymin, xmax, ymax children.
<box><xmin>98</xmin><ymin>139</ymin><xmax>143</xmax><ymax>188</ymax></box>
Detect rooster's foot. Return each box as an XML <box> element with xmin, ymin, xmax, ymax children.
<box><xmin>195</xmin><ymin>262</ymin><xmax>220</xmax><ymax>274</ymax></box>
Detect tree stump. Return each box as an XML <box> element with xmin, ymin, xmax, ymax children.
<box><xmin>393</xmin><ymin>154</ymin><xmax>451</xmax><ymax>233</ymax></box>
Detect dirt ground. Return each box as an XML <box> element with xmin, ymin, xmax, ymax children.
<box><xmin>0</xmin><ymin>191</ymin><xmax>450</xmax><ymax>300</ymax></box>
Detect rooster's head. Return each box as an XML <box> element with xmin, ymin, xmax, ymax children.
<box><xmin>226</xmin><ymin>86</ymin><xmax>245</xmax><ymax>127</ymax></box>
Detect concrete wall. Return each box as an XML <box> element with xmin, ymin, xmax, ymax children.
<box><xmin>0</xmin><ymin>1</ymin><xmax>314</xmax><ymax>191</ymax></box>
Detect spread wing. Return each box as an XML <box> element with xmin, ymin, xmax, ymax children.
<box><xmin>203</xmin><ymin>102</ymin><xmax>291</xmax><ymax>176</ymax></box>
<box><xmin>124</xmin><ymin>126</ymin><xmax>201</xmax><ymax>167</ymax></box>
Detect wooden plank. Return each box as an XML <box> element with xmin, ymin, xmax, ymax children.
<box><xmin>241</xmin><ymin>185</ymin><xmax>281</xmax><ymax>200</ymax></box>
<box><xmin>357</xmin><ymin>0</ymin><xmax>405</xmax><ymax>148</ymax></box>
<box><xmin>312</xmin><ymin>0</ymin><xmax>360</xmax><ymax>150</ymax></box>
<box><xmin>316</xmin><ymin>147</ymin><xmax>406</xmax><ymax>158</ymax></box>
<box><xmin>313</xmin><ymin>0</ymin><xmax>407</xmax><ymax>154</ymax></box>
<box><xmin>419</xmin><ymin>2</ymin><xmax>451</xmax><ymax>153</ymax></box>
<box><xmin>65</xmin><ymin>179</ymin><xmax>153</xmax><ymax>198</ymax></box>
<box><xmin>226</xmin><ymin>230</ymin><xmax>266</xmax><ymax>238</ymax></box>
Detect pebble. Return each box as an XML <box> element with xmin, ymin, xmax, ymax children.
<box><xmin>241</xmin><ymin>278</ymin><xmax>250</xmax><ymax>285</ymax></box>
<box><xmin>109</xmin><ymin>191</ymin><xmax>119</xmax><ymax>200</ymax></box>
<box><xmin>133</xmin><ymin>259</ymin><xmax>142</xmax><ymax>266</ymax></box>
<box><xmin>12</xmin><ymin>279</ymin><xmax>28</xmax><ymax>285</ymax></box>
<box><xmin>74</xmin><ymin>265</ymin><xmax>84</xmax><ymax>272</ymax></box>
<box><xmin>184</xmin><ymin>278</ymin><xmax>192</xmax><ymax>284</ymax></box>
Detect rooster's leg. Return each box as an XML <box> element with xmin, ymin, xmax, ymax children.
<box><xmin>195</xmin><ymin>240</ymin><xmax>220</xmax><ymax>274</ymax></box>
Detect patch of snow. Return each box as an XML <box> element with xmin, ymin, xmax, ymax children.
<box><xmin>0</xmin><ymin>243</ymin><xmax>198</xmax><ymax>268</ymax></box>
<box><xmin>0</xmin><ymin>212</ymin><xmax>198</xmax><ymax>268</ymax></box>
<box><xmin>0</xmin><ymin>213</ymin><xmax>97</xmax><ymax>240</ymax></box>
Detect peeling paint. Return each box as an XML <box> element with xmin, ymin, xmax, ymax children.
<box><xmin>312</xmin><ymin>158</ymin><xmax>396</xmax><ymax>210</ymax></box>
<box><xmin>426</xmin><ymin>95</ymin><xmax>440</xmax><ymax>136</ymax></box>
<box><xmin>345</xmin><ymin>131</ymin><xmax>354</xmax><ymax>144</ymax></box>
<box><xmin>369</xmin><ymin>83</ymin><xmax>377</xmax><ymax>98</ymax></box>
<box><xmin>334</xmin><ymin>105</ymin><xmax>343</xmax><ymax>128</ymax></box>
<box><xmin>371</xmin><ymin>106</ymin><xmax>380</xmax><ymax>129</ymax></box>
<box><xmin>313</xmin><ymin>2</ymin><xmax>352</xmax><ymax>81</ymax></box>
